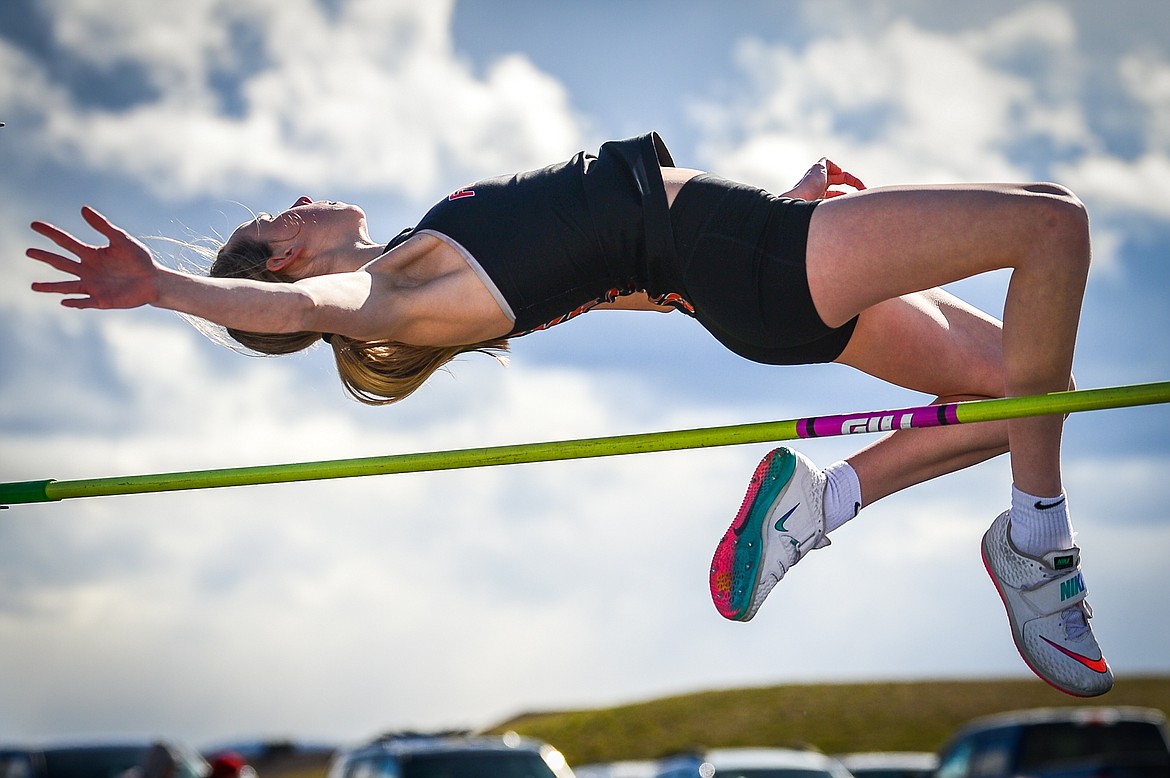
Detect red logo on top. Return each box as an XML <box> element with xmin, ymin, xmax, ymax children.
<box><xmin>448</xmin><ymin>188</ymin><xmax>475</xmax><ymax>200</ymax></box>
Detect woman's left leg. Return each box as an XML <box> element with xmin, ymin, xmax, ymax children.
<box><xmin>831</xmin><ymin>287</ymin><xmax>1012</xmax><ymax>505</ymax></box>
<box><xmin>709</xmin><ymin>289</ymin><xmax>1014</xmax><ymax>624</ymax></box>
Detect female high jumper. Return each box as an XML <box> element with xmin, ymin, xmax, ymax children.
<box><xmin>27</xmin><ymin>132</ymin><xmax>1109</xmax><ymax>696</ymax></box>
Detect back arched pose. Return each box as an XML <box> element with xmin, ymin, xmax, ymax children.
<box><xmin>28</xmin><ymin>132</ymin><xmax>1107</xmax><ymax>696</ymax></box>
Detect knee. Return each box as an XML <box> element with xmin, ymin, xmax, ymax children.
<box><xmin>1023</xmin><ymin>181</ymin><xmax>1080</xmax><ymax>202</ymax></box>
<box><xmin>1020</xmin><ymin>184</ymin><xmax>1091</xmax><ymax>277</ymax></box>
<box><xmin>1025</xmin><ymin>183</ymin><xmax>1088</xmax><ymax>234</ymax></box>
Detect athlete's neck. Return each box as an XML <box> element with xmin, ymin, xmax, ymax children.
<box><xmin>320</xmin><ymin>240</ymin><xmax>391</xmax><ymax>274</ymax></box>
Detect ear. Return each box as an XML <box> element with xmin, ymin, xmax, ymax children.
<box><xmin>265</xmin><ymin>245</ymin><xmax>303</xmax><ymax>273</ymax></box>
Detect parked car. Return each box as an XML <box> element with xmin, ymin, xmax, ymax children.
<box><xmin>326</xmin><ymin>732</ymin><xmax>575</xmax><ymax>778</ymax></box>
<box><xmin>573</xmin><ymin>761</ymin><xmax>658</xmax><ymax>778</ymax></box>
<box><xmin>202</xmin><ymin>741</ymin><xmax>333</xmax><ymax>777</ymax></box>
<box><xmin>654</xmin><ymin>748</ymin><xmax>854</xmax><ymax>778</ymax></box>
<box><xmin>936</xmin><ymin>706</ymin><xmax>1170</xmax><ymax>778</ymax></box>
<box><xmin>836</xmin><ymin>752</ymin><xmax>937</xmax><ymax>778</ymax></box>
<box><xmin>0</xmin><ymin>741</ymin><xmax>210</xmax><ymax>778</ymax></box>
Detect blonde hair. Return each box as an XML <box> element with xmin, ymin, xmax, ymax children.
<box><xmin>201</xmin><ymin>235</ymin><xmax>509</xmax><ymax>405</ymax></box>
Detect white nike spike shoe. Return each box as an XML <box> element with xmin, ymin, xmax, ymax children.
<box><xmin>710</xmin><ymin>447</ymin><xmax>829</xmax><ymax>621</ymax></box>
<box><xmin>981</xmin><ymin>510</ymin><xmax>1113</xmax><ymax>697</ymax></box>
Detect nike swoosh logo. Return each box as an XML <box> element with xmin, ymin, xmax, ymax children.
<box><xmin>1041</xmin><ymin>636</ymin><xmax>1110</xmax><ymax>674</ymax></box>
<box><xmin>775</xmin><ymin>504</ymin><xmax>799</xmax><ymax>532</ymax></box>
<box><xmin>731</xmin><ymin>513</ymin><xmax>750</xmax><ymax>537</ymax></box>
<box><xmin>1035</xmin><ymin>497</ymin><xmax>1067</xmax><ymax>510</ymax></box>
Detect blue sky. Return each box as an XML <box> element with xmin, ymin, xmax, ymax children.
<box><xmin>2</xmin><ymin>0</ymin><xmax>1169</xmax><ymax>750</ymax></box>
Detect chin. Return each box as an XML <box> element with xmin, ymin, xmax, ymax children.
<box><xmin>335</xmin><ymin>201</ymin><xmax>365</xmax><ymax>221</ymax></box>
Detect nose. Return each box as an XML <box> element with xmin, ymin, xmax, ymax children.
<box><xmin>292</xmin><ymin>196</ymin><xmax>313</xmax><ymax>207</ymax></box>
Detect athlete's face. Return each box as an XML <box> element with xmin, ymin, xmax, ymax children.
<box><xmin>226</xmin><ymin>197</ymin><xmax>371</xmax><ymax>277</ymax></box>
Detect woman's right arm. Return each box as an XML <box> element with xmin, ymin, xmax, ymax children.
<box><xmin>28</xmin><ymin>206</ymin><xmax>316</xmax><ymax>333</ymax></box>
<box><xmin>781</xmin><ymin>158</ymin><xmax>866</xmax><ymax>200</ymax></box>
<box><xmin>29</xmin><ymin>207</ymin><xmax>513</xmax><ymax>345</ymax></box>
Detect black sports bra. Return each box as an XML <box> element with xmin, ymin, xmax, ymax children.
<box><xmin>388</xmin><ymin>132</ymin><xmax>689</xmax><ymax>336</ymax></box>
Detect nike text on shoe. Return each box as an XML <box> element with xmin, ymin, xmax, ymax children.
<box><xmin>981</xmin><ymin>510</ymin><xmax>1113</xmax><ymax>697</ymax></box>
<box><xmin>710</xmin><ymin>447</ymin><xmax>829</xmax><ymax>621</ymax></box>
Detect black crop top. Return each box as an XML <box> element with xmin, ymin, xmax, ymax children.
<box><xmin>389</xmin><ymin>132</ymin><xmax>691</xmax><ymax>336</ymax></box>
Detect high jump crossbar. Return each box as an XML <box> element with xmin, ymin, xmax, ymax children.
<box><xmin>2</xmin><ymin>381</ymin><xmax>1168</xmax><ymax>507</ymax></box>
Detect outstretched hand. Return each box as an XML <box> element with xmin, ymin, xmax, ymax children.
<box><xmin>28</xmin><ymin>206</ymin><xmax>161</xmax><ymax>309</ymax></box>
<box><xmin>784</xmin><ymin>158</ymin><xmax>866</xmax><ymax>201</ymax></box>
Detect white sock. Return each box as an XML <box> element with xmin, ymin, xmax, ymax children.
<box><xmin>823</xmin><ymin>460</ymin><xmax>862</xmax><ymax>534</ymax></box>
<box><xmin>1009</xmin><ymin>484</ymin><xmax>1075</xmax><ymax>557</ymax></box>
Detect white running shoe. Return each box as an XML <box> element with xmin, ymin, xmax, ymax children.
<box><xmin>710</xmin><ymin>447</ymin><xmax>829</xmax><ymax>621</ymax></box>
<box><xmin>981</xmin><ymin>510</ymin><xmax>1113</xmax><ymax>697</ymax></box>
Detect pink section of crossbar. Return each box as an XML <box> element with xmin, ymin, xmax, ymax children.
<box><xmin>797</xmin><ymin>402</ymin><xmax>961</xmax><ymax>438</ymax></box>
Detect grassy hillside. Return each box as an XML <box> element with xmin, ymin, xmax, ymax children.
<box><xmin>487</xmin><ymin>676</ymin><xmax>1170</xmax><ymax>766</ymax></box>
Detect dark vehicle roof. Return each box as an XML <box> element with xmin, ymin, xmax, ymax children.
<box><xmin>938</xmin><ymin>706</ymin><xmax>1170</xmax><ymax>776</ymax></box>
<box><xmin>349</xmin><ymin>733</ymin><xmax>550</xmax><ymax>757</ymax></box>
<box><xmin>329</xmin><ymin>732</ymin><xmax>575</xmax><ymax>778</ymax></box>
<box><xmin>0</xmin><ymin>742</ymin><xmax>210</xmax><ymax>778</ymax></box>
<box><xmin>945</xmin><ymin>706</ymin><xmax>1169</xmax><ymax>739</ymax></box>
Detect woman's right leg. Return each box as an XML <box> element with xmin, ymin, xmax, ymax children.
<box><xmin>804</xmin><ymin>182</ymin><xmax>1091</xmax><ymax>498</ymax></box>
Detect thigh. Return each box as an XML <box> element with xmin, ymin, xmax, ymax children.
<box><xmin>805</xmin><ymin>182</ymin><xmax>1075</xmax><ymax>328</ymax></box>
<box><xmin>836</xmin><ymin>289</ymin><xmax>1005</xmax><ymax>400</ymax></box>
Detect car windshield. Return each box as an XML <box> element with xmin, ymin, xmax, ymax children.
<box><xmin>42</xmin><ymin>747</ymin><xmax>148</xmax><ymax>778</ymax></box>
<box><xmin>400</xmin><ymin>751</ymin><xmax>558</xmax><ymax>778</ymax></box>
<box><xmin>1017</xmin><ymin>721</ymin><xmax>1170</xmax><ymax>769</ymax></box>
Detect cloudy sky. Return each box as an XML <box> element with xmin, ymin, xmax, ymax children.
<box><xmin>2</xmin><ymin>0</ymin><xmax>1169</xmax><ymax>752</ymax></box>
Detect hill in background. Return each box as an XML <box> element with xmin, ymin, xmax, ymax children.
<box><xmin>487</xmin><ymin>676</ymin><xmax>1170</xmax><ymax>766</ymax></box>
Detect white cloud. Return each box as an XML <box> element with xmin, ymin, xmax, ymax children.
<box><xmin>689</xmin><ymin>8</ymin><xmax>1078</xmax><ymax>191</ymax></box>
<box><xmin>1119</xmin><ymin>53</ymin><xmax>1170</xmax><ymax>150</ymax></box>
<box><xmin>17</xmin><ymin>0</ymin><xmax>585</xmax><ymax>201</ymax></box>
<box><xmin>1</xmin><ymin>207</ymin><xmax>55</xmax><ymax>316</ymax></box>
<box><xmin>0</xmin><ymin>33</ymin><xmax>70</xmax><ymax>123</ymax></box>
<box><xmin>686</xmin><ymin>0</ymin><xmax>1170</xmax><ymax>226</ymax></box>
<box><xmin>978</xmin><ymin>1</ymin><xmax>1077</xmax><ymax>49</ymax></box>
<box><xmin>1055</xmin><ymin>152</ymin><xmax>1170</xmax><ymax>221</ymax></box>
<box><xmin>1052</xmin><ymin>54</ymin><xmax>1170</xmax><ymax>220</ymax></box>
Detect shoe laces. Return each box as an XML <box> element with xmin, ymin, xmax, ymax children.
<box><xmin>1036</xmin><ymin>562</ymin><xmax>1092</xmax><ymax>640</ymax></box>
<box><xmin>1061</xmin><ymin>602</ymin><xmax>1092</xmax><ymax>640</ymax></box>
<box><xmin>782</xmin><ymin>527</ymin><xmax>828</xmax><ymax>567</ymax></box>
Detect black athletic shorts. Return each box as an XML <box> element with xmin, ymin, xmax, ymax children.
<box><xmin>667</xmin><ymin>173</ymin><xmax>858</xmax><ymax>365</ymax></box>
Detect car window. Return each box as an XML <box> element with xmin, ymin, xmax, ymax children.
<box><xmin>937</xmin><ymin>726</ymin><xmax>1015</xmax><ymax>778</ymax></box>
<box><xmin>656</xmin><ymin>768</ymin><xmax>695</xmax><ymax>778</ymax></box>
<box><xmin>1</xmin><ymin>754</ymin><xmax>35</xmax><ymax>778</ymax></box>
<box><xmin>400</xmin><ymin>751</ymin><xmax>557</xmax><ymax>778</ymax></box>
<box><xmin>170</xmin><ymin>745</ymin><xmax>211</xmax><ymax>778</ymax></box>
<box><xmin>42</xmin><ymin>748</ymin><xmax>148</xmax><ymax>778</ymax></box>
<box><xmin>966</xmin><ymin>728</ymin><xmax>1014</xmax><ymax>778</ymax></box>
<box><xmin>371</xmin><ymin>758</ymin><xmax>402</xmax><ymax>778</ymax></box>
<box><xmin>348</xmin><ymin>758</ymin><xmax>384</xmax><ymax>778</ymax></box>
<box><xmin>936</xmin><ymin>741</ymin><xmax>974</xmax><ymax>778</ymax></box>
<box><xmin>1017</xmin><ymin>721</ymin><xmax>1170</xmax><ymax>768</ymax></box>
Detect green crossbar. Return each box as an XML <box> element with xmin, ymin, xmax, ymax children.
<box><xmin>2</xmin><ymin>381</ymin><xmax>1167</xmax><ymax>507</ymax></box>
